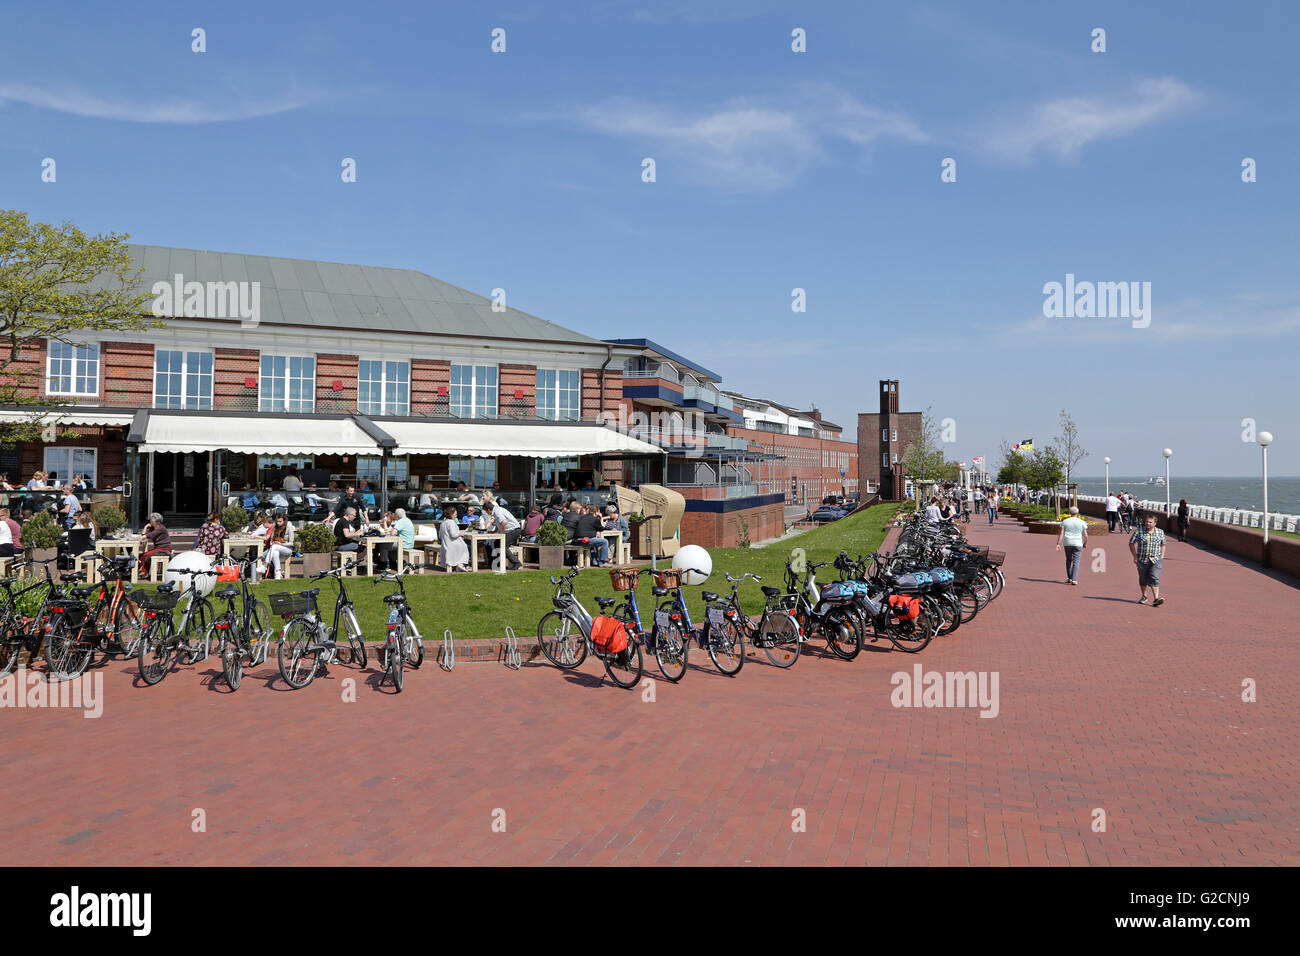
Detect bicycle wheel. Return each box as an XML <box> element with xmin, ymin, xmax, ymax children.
<box><xmin>970</xmin><ymin>574</ymin><xmax>993</xmax><ymax>610</ymax></box>
<box><xmin>138</xmin><ymin>617</ymin><xmax>175</xmax><ymax>685</ymax></box>
<box><xmin>706</xmin><ymin>618</ymin><xmax>745</xmax><ymax>677</ymax></box>
<box><xmin>602</xmin><ymin>637</ymin><xmax>643</xmax><ymax>688</ymax></box>
<box><xmin>385</xmin><ymin>633</ymin><xmax>404</xmax><ymax>692</ymax></box>
<box><xmin>182</xmin><ymin>597</ymin><xmax>214</xmax><ymax>662</ymax></box>
<box><xmin>278</xmin><ymin>617</ymin><xmax>321</xmax><ymax>689</ymax></box>
<box><xmin>938</xmin><ymin>592</ymin><xmax>962</xmax><ymax>635</ymax></box>
<box><xmin>46</xmin><ymin>620</ymin><xmax>93</xmax><ymax>681</ymax></box>
<box><xmin>403</xmin><ymin>616</ymin><xmax>424</xmax><ymax>669</ymax></box>
<box><xmin>887</xmin><ymin>611</ymin><xmax>933</xmax><ymax>654</ymax></box>
<box><xmin>989</xmin><ymin>568</ymin><xmax>1005</xmax><ymax>601</ymax></box>
<box><xmin>954</xmin><ymin>584</ymin><xmax>979</xmax><ymax>623</ymax></box>
<box><xmin>222</xmin><ymin>642</ymin><xmax>244</xmax><ymax>691</ymax></box>
<box><xmin>761</xmin><ymin>610</ymin><xmax>801</xmax><ymax>668</ymax></box>
<box><xmin>0</xmin><ymin>610</ymin><xmax>20</xmax><ymax>676</ymax></box>
<box><xmin>536</xmin><ymin>610</ymin><xmax>588</xmax><ymax>669</ymax></box>
<box><xmin>823</xmin><ymin>606</ymin><xmax>862</xmax><ymax>661</ymax></box>
<box><xmin>113</xmin><ymin>599</ymin><xmax>143</xmax><ymax>657</ymax></box>
<box><xmin>247</xmin><ymin>601</ymin><xmax>270</xmax><ymax>665</ymax></box>
<box><xmin>653</xmin><ymin>620</ymin><xmax>688</xmax><ymax>683</ymax></box>
<box><xmin>342</xmin><ymin>607</ymin><xmax>367</xmax><ymax>668</ymax></box>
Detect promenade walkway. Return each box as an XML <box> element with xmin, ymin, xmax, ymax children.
<box><xmin>1</xmin><ymin>514</ymin><xmax>1295</xmax><ymax>866</ymax></box>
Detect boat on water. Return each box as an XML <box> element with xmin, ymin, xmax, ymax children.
<box><xmin>1146</xmin><ymin>476</ymin><xmax>1166</xmax><ymax>485</ymax></box>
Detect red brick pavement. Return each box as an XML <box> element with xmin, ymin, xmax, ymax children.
<box><xmin>1</xmin><ymin>516</ymin><xmax>1296</xmax><ymax>866</ymax></box>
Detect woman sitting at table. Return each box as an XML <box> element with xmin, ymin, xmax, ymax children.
<box><xmin>372</xmin><ymin>511</ymin><xmax>400</xmax><ymax>573</ymax></box>
<box><xmin>138</xmin><ymin>513</ymin><xmax>172</xmax><ymax>567</ymax></box>
<box><xmin>417</xmin><ymin>482</ymin><xmax>437</xmax><ymax>512</ymax></box>
<box><xmin>259</xmin><ymin>513</ymin><xmax>296</xmax><ymax>581</ymax></box>
<box><xmin>0</xmin><ymin>473</ymin><xmax>14</xmax><ymax>491</ymax></box>
<box><xmin>194</xmin><ymin>511</ymin><xmax>229</xmax><ymax>557</ymax></box>
<box><xmin>244</xmin><ymin>509</ymin><xmax>269</xmax><ymax>536</ymax></box>
<box><xmin>0</xmin><ymin>508</ymin><xmax>21</xmax><ymax>556</ymax></box>
<box><xmin>438</xmin><ymin>505</ymin><xmax>471</xmax><ymax>572</ymax></box>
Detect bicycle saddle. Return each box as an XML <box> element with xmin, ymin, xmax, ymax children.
<box><xmin>383</xmin><ymin>593</ymin><xmax>407</xmax><ymax>604</ymax></box>
<box><xmin>701</xmin><ymin>591</ymin><xmax>719</xmax><ymax>603</ymax></box>
<box><xmin>595</xmin><ymin>596</ymin><xmax>616</xmax><ymax>609</ymax></box>
<box><xmin>651</xmin><ymin>585</ymin><xmax>670</xmax><ymax>597</ymax></box>
<box><xmin>59</xmin><ymin>573</ymin><xmax>84</xmax><ymax>583</ymax></box>
<box><xmin>215</xmin><ymin>586</ymin><xmax>239</xmax><ymax>600</ymax></box>
<box><xmin>70</xmin><ymin>586</ymin><xmax>97</xmax><ymax>598</ymax></box>
<box><xmin>761</xmin><ymin>585</ymin><xmax>782</xmax><ymax>597</ymax></box>
<box><xmin>158</xmin><ymin>582</ymin><xmax>178</xmax><ymax>593</ymax></box>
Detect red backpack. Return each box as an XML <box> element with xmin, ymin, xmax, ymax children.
<box><xmin>888</xmin><ymin>594</ymin><xmax>921</xmax><ymax>620</ymax></box>
<box><xmin>590</xmin><ymin>616</ymin><xmax>629</xmax><ymax>654</ymax></box>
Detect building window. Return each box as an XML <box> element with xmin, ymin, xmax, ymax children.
<box><xmin>154</xmin><ymin>350</ymin><xmax>213</xmax><ymax>409</ymax></box>
<box><xmin>450</xmin><ymin>364</ymin><xmax>498</xmax><ymax>418</ymax></box>
<box><xmin>449</xmin><ymin>455</ymin><xmax>496</xmax><ymax>487</ymax></box>
<box><xmin>43</xmin><ymin>447</ymin><xmax>97</xmax><ymax>486</ymax></box>
<box><xmin>256</xmin><ymin>454</ymin><xmax>314</xmax><ymax>486</ymax></box>
<box><xmin>892</xmin><ymin>428</ymin><xmax>898</xmax><ymax>442</ymax></box>
<box><xmin>47</xmin><ymin>342</ymin><xmax>99</xmax><ymax>396</ymax></box>
<box><xmin>260</xmin><ymin>355</ymin><xmax>316</xmax><ymax>412</ymax></box>
<box><xmin>356</xmin><ymin>455</ymin><xmax>409</xmax><ymax>484</ymax></box>
<box><xmin>882</xmin><ymin>452</ymin><xmax>889</xmax><ymax>468</ymax></box>
<box><xmin>881</xmin><ymin>427</ymin><xmax>888</xmax><ymax>443</ymax></box>
<box><xmin>358</xmin><ymin>359</ymin><xmax>409</xmax><ymax>416</ymax></box>
<box><xmin>536</xmin><ymin>368</ymin><xmax>580</xmax><ymax>420</ymax></box>
<box><xmin>892</xmin><ymin>453</ymin><xmax>899</xmax><ymax>464</ymax></box>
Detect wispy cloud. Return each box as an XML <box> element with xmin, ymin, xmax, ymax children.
<box><xmin>974</xmin><ymin>77</ymin><xmax>1204</xmax><ymax>164</ymax></box>
<box><xmin>567</xmin><ymin>84</ymin><xmax>929</xmax><ymax>190</ymax></box>
<box><xmin>0</xmin><ymin>83</ymin><xmax>314</xmax><ymax>124</ymax></box>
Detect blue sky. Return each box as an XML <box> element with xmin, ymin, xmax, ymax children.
<box><xmin>3</xmin><ymin>0</ymin><xmax>1297</xmax><ymax>475</ymax></box>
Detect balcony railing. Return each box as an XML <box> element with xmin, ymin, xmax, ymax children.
<box><xmin>622</xmin><ymin>362</ymin><xmax>680</xmax><ymax>384</ymax></box>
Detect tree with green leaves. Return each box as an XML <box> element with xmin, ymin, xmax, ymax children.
<box><xmin>997</xmin><ymin>443</ymin><xmax>1026</xmax><ymax>487</ymax></box>
<box><xmin>899</xmin><ymin>406</ymin><xmax>948</xmax><ymax>483</ymax></box>
<box><xmin>0</xmin><ymin>210</ymin><xmax>157</xmax><ymax>442</ymax></box>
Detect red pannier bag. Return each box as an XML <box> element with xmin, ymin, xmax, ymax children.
<box><xmin>888</xmin><ymin>594</ymin><xmax>921</xmax><ymax>620</ymax></box>
<box><xmin>590</xmin><ymin>616</ymin><xmax>629</xmax><ymax>654</ymax></box>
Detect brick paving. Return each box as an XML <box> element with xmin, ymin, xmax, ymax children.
<box><xmin>1</xmin><ymin>515</ymin><xmax>1296</xmax><ymax>866</ymax></box>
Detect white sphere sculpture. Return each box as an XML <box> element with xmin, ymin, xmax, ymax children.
<box><xmin>162</xmin><ymin>550</ymin><xmax>217</xmax><ymax>598</ymax></box>
<box><xmin>671</xmin><ymin>545</ymin><xmax>712</xmax><ymax>586</ymax></box>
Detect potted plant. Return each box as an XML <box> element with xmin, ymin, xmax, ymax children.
<box><xmin>295</xmin><ymin>522</ymin><xmax>335</xmax><ymax>576</ymax></box>
<box><xmin>221</xmin><ymin>504</ymin><xmax>249</xmax><ymax>534</ymax></box>
<box><xmin>92</xmin><ymin>504</ymin><xmax>127</xmax><ymax>538</ymax></box>
<box><xmin>535</xmin><ymin>520</ymin><xmax>569</xmax><ymax>570</ymax></box>
<box><xmin>21</xmin><ymin>511</ymin><xmax>62</xmax><ymax>568</ymax></box>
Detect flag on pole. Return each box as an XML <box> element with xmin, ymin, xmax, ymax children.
<box><xmin>1013</xmin><ymin>438</ymin><xmax>1034</xmax><ymax>452</ymax></box>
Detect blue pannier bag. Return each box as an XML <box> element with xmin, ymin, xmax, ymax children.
<box><xmin>927</xmin><ymin>567</ymin><xmax>954</xmax><ymax>583</ymax></box>
<box><xmin>819</xmin><ymin>582</ymin><xmax>854</xmax><ymax>601</ymax></box>
<box><xmin>894</xmin><ymin>571</ymin><xmax>932</xmax><ymax>589</ymax></box>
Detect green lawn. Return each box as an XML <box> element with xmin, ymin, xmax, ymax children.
<box><xmin>161</xmin><ymin>501</ymin><xmax>900</xmax><ymax>641</ymax></box>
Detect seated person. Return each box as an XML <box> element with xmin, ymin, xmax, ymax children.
<box><xmin>282</xmin><ymin>467</ymin><xmax>304</xmax><ymax>492</ymax></box>
<box><xmin>522</xmin><ymin>506</ymin><xmax>545</xmax><ymax>542</ymax></box>
<box><xmin>604</xmin><ymin>504</ymin><xmax>630</xmax><ymax>542</ymax></box>
<box><xmin>575</xmin><ymin>504</ymin><xmax>610</xmax><ymax>566</ymax></box>
<box><xmin>138</xmin><ymin>512</ymin><xmax>172</xmax><ymax>566</ymax></box>
<box><xmin>333</xmin><ymin>507</ymin><xmax>364</xmax><ymax>553</ymax></box>
<box><xmin>560</xmin><ymin>501</ymin><xmax>583</xmax><ymax>540</ymax></box>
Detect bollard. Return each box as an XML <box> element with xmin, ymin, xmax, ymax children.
<box><xmin>440</xmin><ymin>628</ymin><xmax>455</xmax><ymax>671</ymax></box>
<box><xmin>502</xmin><ymin>626</ymin><xmax>522</xmax><ymax>670</ymax></box>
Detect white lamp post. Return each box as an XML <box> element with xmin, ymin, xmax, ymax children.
<box><xmin>1162</xmin><ymin>448</ymin><xmax>1172</xmax><ymax>515</ymax></box>
<box><xmin>1104</xmin><ymin>457</ymin><xmax>1110</xmax><ymax>498</ymax></box>
<box><xmin>1258</xmin><ymin>431</ymin><xmax>1273</xmax><ymax>544</ymax></box>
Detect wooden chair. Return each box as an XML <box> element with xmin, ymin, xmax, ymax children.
<box><xmin>73</xmin><ymin>553</ymin><xmax>101</xmax><ymax>584</ymax></box>
<box><xmin>402</xmin><ymin>547</ymin><xmax>426</xmax><ymax>572</ymax></box>
<box><xmin>333</xmin><ymin>551</ymin><xmax>360</xmax><ymax>576</ymax></box>
<box><xmin>148</xmin><ymin>551</ymin><xmax>174</xmax><ymax>582</ymax></box>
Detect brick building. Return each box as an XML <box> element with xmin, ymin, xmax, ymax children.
<box><xmin>857</xmin><ymin>379</ymin><xmax>921</xmax><ymax>501</ymax></box>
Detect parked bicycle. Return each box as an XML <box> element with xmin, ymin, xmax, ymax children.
<box><xmin>699</xmin><ymin>572</ymin><xmax>801</xmax><ymax>674</ymax></box>
<box><xmin>780</xmin><ymin>559</ymin><xmax>864</xmax><ymax>663</ymax></box>
<box><xmin>374</xmin><ymin>571</ymin><xmax>424</xmax><ymax>692</ymax></box>
<box><xmin>534</xmin><ymin>566</ymin><xmax>648</xmax><ymax>688</ymax></box>
<box><xmin>0</xmin><ymin>557</ymin><xmax>63</xmax><ymax>676</ymax></box>
<box><xmin>44</xmin><ymin>553</ymin><xmax>144</xmax><ymax>681</ymax></box>
<box><xmin>137</xmin><ymin>566</ymin><xmax>219</xmax><ymax>685</ymax></box>
<box><xmin>275</xmin><ymin>561</ymin><xmax>366</xmax><ymax>689</ymax></box>
<box><xmin>207</xmin><ymin>555</ymin><xmax>271</xmax><ymax>691</ymax></box>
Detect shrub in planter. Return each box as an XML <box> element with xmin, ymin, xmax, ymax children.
<box><xmin>221</xmin><ymin>504</ymin><xmax>249</xmax><ymax>534</ymax></box>
<box><xmin>295</xmin><ymin>522</ymin><xmax>336</xmax><ymax>576</ymax></box>
<box><xmin>535</xmin><ymin>520</ymin><xmax>569</xmax><ymax>570</ymax></box>
<box><xmin>92</xmin><ymin>504</ymin><xmax>127</xmax><ymax>537</ymax></box>
<box><xmin>21</xmin><ymin>510</ymin><xmax>62</xmax><ymax>567</ymax></box>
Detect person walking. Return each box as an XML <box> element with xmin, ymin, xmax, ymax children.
<box><xmin>987</xmin><ymin>489</ymin><xmax>998</xmax><ymax>525</ymax></box>
<box><xmin>1129</xmin><ymin>512</ymin><xmax>1167</xmax><ymax>606</ymax></box>
<box><xmin>924</xmin><ymin>497</ymin><xmax>942</xmax><ymax>525</ymax></box>
<box><xmin>1055</xmin><ymin>506</ymin><xmax>1089</xmax><ymax>585</ymax></box>
<box><xmin>1105</xmin><ymin>492</ymin><xmax>1120</xmax><ymax>532</ymax></box>
<box><xmin>1176</xmin><ymin>499</ymin><xmax>1190</xmax><ymax>543</ymax></box>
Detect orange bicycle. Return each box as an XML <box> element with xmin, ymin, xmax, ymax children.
<box><xmin>44</xmin><ymin>553</ymin><xmax>143</xmax><ymax>681</ymax></box>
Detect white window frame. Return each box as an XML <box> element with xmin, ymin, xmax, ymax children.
<box><xmin>450</xmin><ymin>364</ymin><xmax>498</xmax><ymax>419</ymax></box>
<box><xmin>153</xmin><ymin>349</ymin><xmax>214</xmax><ymax>410</ymax></box>
<box><xmin>892</xmin><ymin>428</ymin><xmax>898</xmax><ymax>442</ymax></box>
<box><xmin>357</xmin><ymin>358</ymin><xmax>410</xmax><ymax>416</ymax></box>
<box><xmin>536</xmin><ymin>368</ymin><xmax>580</xmax><ymax>421</ymax></box>
<box><xmin>46</xmin><ymin>341</ymin><xmax>100</xmax><ymax>397</ymax></box>
<box><xmin>259</xmin><ymin>353</ymin><xmax>316</xmax><ymax>413</ymax></box>
<box><xmin>881</xmin><ymin>427</ymin><xmax>888</xmax><ymax>443</ymax></box>
<box><xmin>43</xmin><ymin>446</ymin><xmax>98</xmax><ymax>486</ymax></box>
<box><xmin>449</xmin><ymin>456</ymin><xmax>497</xmax><ymax>487</ymax></box>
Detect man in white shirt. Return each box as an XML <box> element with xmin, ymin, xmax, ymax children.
<box><xmin>481</xmin><ymin>500</ymin><xmax>522</xmax><ymax>570</ymax></box>
<box><xmin>924</xmin><ymin>498</ymin><xmax>942</xmax><ymax>525</ymax></box>
<box><xmin>1055</xmin><ymin>506</ymin><xmax>1089</xmax><ymax>585</ymax></box>
<box><xmin>1104</xmin><ymin>493</ymin><xmax>1121</xmax><ymax>531</ymax></box>
<box><xmin>282</xmin><ymin>467</ymin><xmax>304</xmax><ymax>492</ymax></box>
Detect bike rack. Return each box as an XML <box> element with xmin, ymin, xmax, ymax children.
<box><xmin>439</xmin><ymin>628</ymin><xmax>455</xmax><ymax>671</ymax></box>
<box><xmin>502</xmin><ymin>626</ymin><xmax>522</xmax><ymax>670</ymax></box>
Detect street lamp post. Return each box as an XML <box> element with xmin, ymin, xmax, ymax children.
<box><xmin>1162</xmin><ymin>448</ymin><xmax>1172</xmax><ymax>515</ymax></box>
<box><xmin>1258</xmin><ymin>431</ymin><xmax>1273</xmax><ymax>544</ymax></box>
<box><xmin>1104</xmin><ymin>456</ymin><xmax>1110</xmax><ymax>498</ymax></box>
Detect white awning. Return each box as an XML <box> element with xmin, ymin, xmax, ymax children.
<box><xmin>376</xmin><ymin>420</ymin><xmax>663</xmax><ymax>458</ymax></box>
<box><xmin>137</xmin><ymin>415</ymin><xmax>381</xmax><ymax>455</ymax></box>
<box><xmin>0</xmin><ymin>408</ymin><xmax>135</xmax><ymax>427</ymax></box>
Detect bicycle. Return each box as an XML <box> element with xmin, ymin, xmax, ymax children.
<box><xmin>645</xmin><ymin>566</ymin><xmax>708</xmax><ymax>683</ymax></box>
<box><xmin>699</xmin><ymin>572</ymin><xmax>801</xmax><ymax>673</ymax></box>
<box><xmin>43</xmin><ymin>553</ymin><xmax>144</xmax><ymax>681</ymax></box>
<box><xmin>0</xmin><ymin>557</ymin><xmax>64</xmax><ymax>676</ymax></box>
<box><xmin>780</xmin><ymin>559</ymin><xmax>864</xmax><ymax>663</ymax></box>
<box><xmin>275</xmin><ymin>561</ymin><xmax>366</xmax><ymax>689</ymax></box>
<box><xmin>207</xmin><ymin>555</ymin><xmax>271</xmax><ymax>691</ymax></box>
<box><xmin>536</xmin><ymin>567</ymin><xmax>593</xmax><ymax>669</ymax></box>
<box><xmin>375</xmin><ymin>571</ymin><xmax>424</xmax><ymax>692</ymax></box>
<box><xmin>137</xmin><ymin>567</ymin><xmax>219</xmax><ymax>685</ymax></box>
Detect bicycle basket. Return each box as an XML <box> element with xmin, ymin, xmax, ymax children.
<box><xmin>651</xmin><ymin>568</ymin><xmax>682</xmax><ymax>589</ymax></box>
<box><xmin>135</xmin><ymin>589</ymin><xmax>180</xmax><ymax>611</ymax></box>
<box><xmin>268</xmin><ymin>590</ymin><xmax>314</xmax><ymax>617</ymax></box>
<box><xmin>985</xmin><ymin>550</ymin><xmax>1006</xmax><ymax>567</ymax></box>
<box><xmin>609</xmin><ymin>567</ymin><xmax>639</xmax><ymax>591</ymax></box>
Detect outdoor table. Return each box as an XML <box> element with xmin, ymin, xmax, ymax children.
<box><xmin>361</xmin><ymin>535</ymin><xmax>404</xmax><ymax>577</ymax></box>
<box><xmin>600</xmin><ymin>529</ymin><xmax>629</xmax><ymax>566</ymax></box>
<box><xmin>223</xmin><ymin>535</ymin><xmax>266</xmax><ymax>562</ymax></box>
<box><xmin>462</xmin><ymin>531</ymin><xmax>505</xmax><ymax>573</ymax></box>
<box><xmin>97</xmin><ymin>537</ymin><xmax>141</xmax><ymax>583</ymax></box>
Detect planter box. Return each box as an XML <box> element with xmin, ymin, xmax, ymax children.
<box><xmin>537</xmin><ymin>546</ymin><xmax>566</xmax><ymax>570</ymax></box>
<box><xmin>1027</xmin><ymin>521</ymin><xmax>1059</xmax><ymax>534</ymax></box>
<box><xmin>27</xmin><ymin>547</ymin><xmax>58</xmax><ymax>569</ymax></box>
<box><xmin>299</xmin><ymin>552</ymin><xmax>332</xmax><ymax>577</ymax></box>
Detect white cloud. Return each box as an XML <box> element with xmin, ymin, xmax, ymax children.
<box><xmin>0</xmin><ymin>83</ymin><xmax>313</xmax><ymax>124</ymax></box>
<box><xmin>570</xmin><ymin>84</ymin><xmax>929</xmax><ymax>190</ymax></box>
<box><xmin>975</xmin><ymin>77</ymin><xmax>1203</xmax><ymax>164</ymax></box>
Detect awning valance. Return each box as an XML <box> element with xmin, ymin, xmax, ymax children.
<box><xmin>0</xmin><ymin>407</ymin><xmax>135</xmax><ymax>428</ymax></box>
<box><xmin>376</xmin><ymin>420</ymin><xmax>663</xmax><ymax>458</ymax></box>
<box><xmin>136</xmin><ymin>414</ymin><xmax>382</xmax><ymax>455</ymax></box>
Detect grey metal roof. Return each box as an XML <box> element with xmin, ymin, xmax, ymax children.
<box><xmin>121</xmin><ymin>244</ymin><xmax>605</xmax><ymax>346</ymax></box>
